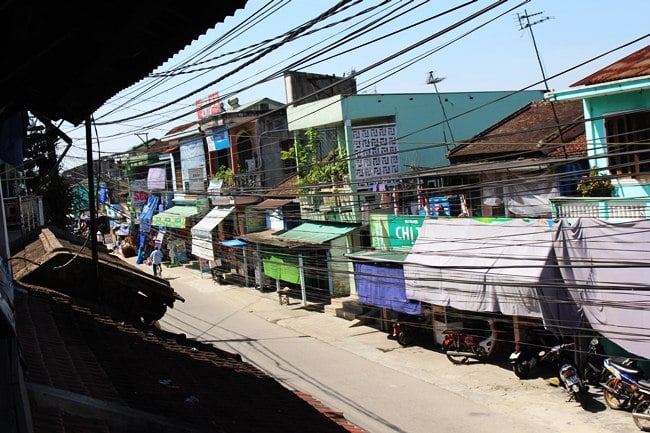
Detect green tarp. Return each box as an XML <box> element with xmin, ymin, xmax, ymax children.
<box><xmin>263</xmin><ymin>254</ymin><xmax>300</xmax><ymax>284</ymax></box>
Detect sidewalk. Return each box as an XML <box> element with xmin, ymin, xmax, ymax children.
<box><xmin>124</xmin><ymin>256</ymin><xmax>633</xmax><ymax>433</ymax></box>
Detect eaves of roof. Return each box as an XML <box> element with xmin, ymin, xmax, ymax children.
<box><xmin>1</xmin><ymin>1</ymin><xmax>247</xmax><ymax>125</ymax></box>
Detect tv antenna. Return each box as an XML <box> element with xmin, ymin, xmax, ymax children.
<box><xmin>517</xmin><ymin>10</ymin><xmax>567</xmax><ymax>154</ymax></box>
<box><xmin>426</xmin><ymin>71</ymin><xmax>455</xmax><ymax>146</ymax></box>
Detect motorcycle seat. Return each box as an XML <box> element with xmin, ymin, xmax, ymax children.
<box><xmin>609</xmin><ymin>359</ymin><xmax>640</xmax><ymax>375</ymax></box>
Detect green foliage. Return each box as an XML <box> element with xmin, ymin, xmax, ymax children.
<box><xmin>213</xmin><ymin>165</ymin><xmax>233</xmax><ymax>187</ymax></box>
<box><xmin>576</xmin><ymin>167</ymin><xmax>615</xmax><ymax>197</ymax></box>
<box><xmin>280</xmin><ymin>128</ymin><xmax>348</xmax><ymax>187</ymax></box>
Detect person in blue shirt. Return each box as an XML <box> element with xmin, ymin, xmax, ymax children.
<box><xmin>149</xmin><ymin>248</ymin><xmax>164</xmax><ymax>277</ymax></box>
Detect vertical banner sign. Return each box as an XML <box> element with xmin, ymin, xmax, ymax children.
<box><xmin>195</xmin><ymin>92</ymin><xmax>221</xmax><ymax>120</ymax></box>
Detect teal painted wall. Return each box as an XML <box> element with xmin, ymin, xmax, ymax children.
<box><xmin>340</xmin><ymin>92</ymin><xmax>543</xmax><ymax>171</ymax></box>
<box><xmin>583</xmin><ymin>88</ymin><xmax>650</xmax><ymax>197</ymax></box>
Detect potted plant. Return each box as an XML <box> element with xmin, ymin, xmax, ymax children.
<box><xmin>576</xmin><ymin>168</ymin><xmax>615</xmax><ymax>197</ymax></box>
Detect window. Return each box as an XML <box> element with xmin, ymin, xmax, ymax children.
<box><xmin>605</xmin><ymin>111</ymin><xmax>650</xmax><ymax>176</ymax></box>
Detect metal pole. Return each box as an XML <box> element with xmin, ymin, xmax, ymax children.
<box><xmin>518</xmin><ymin>10</ymin><xmax>567</xmax><ymax>156</ymax></box>
<box><xmin>256</xmin><ymin>242</ymin><xmax>263</xmax><ymax>290</ymax></box>
<box><xmin>86</xmin><ymin>118</ymin><xmax>98</xmax><ymax>286</ymax></box>
<box><xmin>326</xmin><ymin>249</ymin><xmax>333</xmax><ymax>297</ymax></box>
<box><xmin>299</xmin><ymin>253</ymin><xmax>306</xmax><ymax>306</ymax></box>
<box><xmin>243</xmin><ymin>247</ymin><xmax>249</xmax><ymax>287</ymax></box>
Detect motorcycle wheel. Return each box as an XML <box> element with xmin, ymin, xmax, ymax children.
<box><xmin>633</xmin><ymin>400</ymin><xmax>650</xmax><ymax>431</ymax></box>
<box><xmin>396</xmin><ymin>327</ymin><xmax>416</xmax><ymax>347</ymax></box>
<box><xmin>603</xmin><ymin>377</ymin><xmax>630</xmax><ymax>410</ymax></box>
<box><xmin>513</xmin><ymin>362</ymin><xmax>530</xmax><ymax>379</ymax></box>
<box><xmin>445</xmin><ymin>341</ymin><xmax>469</xmax><ymax>364</ymax></box>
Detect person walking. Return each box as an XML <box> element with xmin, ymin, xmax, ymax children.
<box><xmin>149</xmin><ymin>247</ymin><xmax>164</xmax><ymax>277</ymax></box>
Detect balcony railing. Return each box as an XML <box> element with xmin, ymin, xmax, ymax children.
<box><xmin>550</xmin><ymin>197</ymin><xmax>650</xmax><ymax>219</ymax></box>
<box><xmin>299</xmin><ymin>187</ymin><xmax>358</xmax><ymax>223</ymax></box>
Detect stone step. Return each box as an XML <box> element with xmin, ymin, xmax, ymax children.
<box><xmin>325</xmin><ymin>296</ymin><xmax>379</xmax><ymax>322</ymax></box>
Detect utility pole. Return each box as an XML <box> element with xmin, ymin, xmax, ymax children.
<box><xmin>517</xmin><ymin>10</ymin><xmax>568</xmax><ymax>158</ymax></box>
<box><xmin>426</xmin><ymin>71</ymin><xmax>455</xmax><ymax>149</ymax></box>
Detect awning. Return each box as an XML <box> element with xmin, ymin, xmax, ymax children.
<box><xmin>278</xmin><ymin>222</ymin><xmax>358</xmax><ymax>245</ymax></box>
<box><xmin>403</xmin><ymin>219</ymin><xmax>557</xmax><ymax>318</ymax></box>
<box><xmin>346</xmin><ymin>249</ymin><xmax>409</xmax><ymax>264</ymax></box>
<box><xmin>253</xmin><ymin>199</ymin><xmax>293</xmax><ymax>210</ymax></box>
<box><xmin>192</xmin><ymin>206</ymin><xmax>234</xmax><ymax>239</ymax></box>
<box><xmin>221</xmin><ymin>239</ymin><xmax>248</xmax><ymax>247</ymax></box>
<box><xmin>152</xmin><ymin>206</ymin><xmax>199</xmax><ymax>228</ymax></box>
<box><xmin>190</xmin><ymin>206</ymin><xmax>235</xmax><ymax>260</ymax></box>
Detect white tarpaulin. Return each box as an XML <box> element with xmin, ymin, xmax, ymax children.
<box><xmin>554</xmin><ymin>218</ymin><xmax>650</xmax><ymax>359</ymax></box>
<box><xmin>403</xmin><ymin>219</ymin><xmax>557</xmax><ymax>318</ymax></box>
<box><xmin>191</xmin><ymin>206</ymin><xmax>234</xmax><ymax>260</ymax></box>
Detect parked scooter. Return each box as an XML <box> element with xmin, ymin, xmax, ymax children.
<box><xmin>632</xmin><ymin>379</ymin><xmax>650</xmax><ymax>431</ymax></box>
<box><xmin>442</xmin><ymin>323</ymin><xmax>495</xmax><ymax>364</ymax></box>
<box><xmin>510</xmin><ymin>327</ymin><xmax>561</xmax><ymax>379</ymax></box>
<box><xmin>538</xmin><ymin>342</ymin><xmax>588</xmax><ymax>405</ymax></box>
<box><xmin>391</xmin><ymin>314</ymin><xmax>429</xmax><ymax>347</ymax></box>
<box><xmin>582</xmin><ymin>337</ymin><xmax>613</xmax><ymax>387</ymax></box>
<box><xmin>602</xmin><ymin>357</ymin><xmax>645</xmax><ymax>410</ymax></box>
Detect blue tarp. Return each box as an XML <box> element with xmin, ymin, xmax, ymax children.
<box><xmin>221</xmin><ymin>239</ymin><xmax>248</xmax><ymax>247</ymax></box>
<box><xmin>355</xmin><ymin>262</ymin><xmax>421</xmax><ymax>315</ymax></box>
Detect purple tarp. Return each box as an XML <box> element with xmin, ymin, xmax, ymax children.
<box><xmin>554</xmin><ymin>218</ymin><xmax>650</xmax><ymax>359</ymax></box>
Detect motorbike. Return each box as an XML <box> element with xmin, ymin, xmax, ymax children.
<box><xmin>442</xmin><ymin>324</ymin><xmax>495</xmax><ymax>364</ymax></box>
<box><xmin>632</xmin><ymin>379</ymin><xmax>650</xmax><ymax>431</ymax></box>
<box><xmin>582</xmin><ymin>337</ymin><xmax>613</xmax><ymax>387</ymax></box>
<box><xmin>601</xmin><ymin>356</ymin><xmax>645</xmax><ymax>410</ymax></box>
<box><xmin>510</xmin><ymin>327</ymin><xmax>561</xmax><ymax>379</ymax></box>
<box><xmin>391</xmin><ymin>314</ymin><xmax>429</xmax><ymax>347</ymax></box>
<box><xmin>538</xmin><ymin>342</ymin><xmax>588</xmax><ymax>405</ymax></box>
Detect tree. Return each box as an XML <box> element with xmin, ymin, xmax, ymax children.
<box><xmin>23</xmin><ymin>115</ymin><xmax>72</xmax><ymax>227</ymax></box>
<box><xmin>280</xmin><ymin>127</ymin><xmax>348</xmax><ymax>187</ymax></box>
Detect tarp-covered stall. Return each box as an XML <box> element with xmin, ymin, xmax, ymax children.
<box><xmin>554</xmin><ymin>218</ymin><xmax>650</xmax><ymax>359</ymax></box>
<box><xmin>347</xmin><ymin>250</ymin><xmax>421</xmax><ymax>315</ymax></box>
<box><xmin>403</xmin><ymin>219</ymin><xmax>558</xmax><ymax>319</ymax></box>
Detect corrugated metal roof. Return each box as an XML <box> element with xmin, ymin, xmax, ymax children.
<box><xmin>1</xmin><ymin>1</ymin><xmax>248</xmax><ymax>125</ymax></box>
<box><xmin>572</xmin><ymin>44</ymin><xmax>650</xmax><ymax>86</ymax></box>
<box><xmin>278</xmin><ymin>222</ymin><xmax>358</xmax><ymax>244</ymax></box>
<box><xmin>346</xmin><ymin>249</ymin><xmax>409</xmax><ymax>263</ymax></box>
<box><xmin>254</xmin><ymin>199</ymin><xmax>294</xmax><ymax>210</ymax></box>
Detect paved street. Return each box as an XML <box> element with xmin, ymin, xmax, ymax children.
<box><xmin>125</xmin><ymin>257</ymin><xmax>635</xmax><ymax>433</ymax></box>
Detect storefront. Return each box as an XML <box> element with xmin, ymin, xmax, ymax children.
<box><xmin>151</xmin><ymin>205</ymin><xmax>203</xmax><ymax>264</ymax></box>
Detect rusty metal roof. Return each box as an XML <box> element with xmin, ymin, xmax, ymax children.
<box><xmin>572</xmin><ymin>44</ymin><xmax>650</xmax><ymax>87</ymax></box>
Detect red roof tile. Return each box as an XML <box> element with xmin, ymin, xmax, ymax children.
<box><xmin>13</xmin><ymin>229</ymin><xmax>364</xmax><ymax>433</ymax></box>
<box><xmin>16</xmin><ymin>289</ymin><xmax>361</xmax><ymax>433</ymax></box>
<box><xmin>449</xmin><ymin>99</ymin><xmax>585</xmax><ymax>163</ymax></box>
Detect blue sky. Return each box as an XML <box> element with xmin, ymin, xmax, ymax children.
<box><xmin>60</xmin><ymin>0</ymin><xmax>649</xmax><ymax>170</ymax></box>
